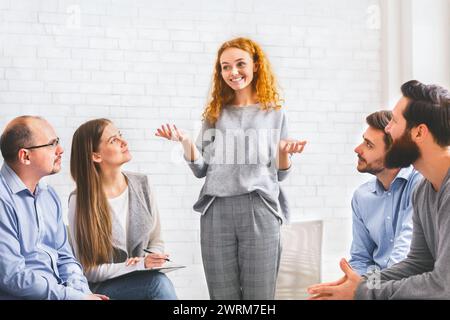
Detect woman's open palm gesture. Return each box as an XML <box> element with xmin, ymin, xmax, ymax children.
<box><xmin>155</xmin><ymin>124</ymin><xmax>188</xmax><ymax>143</ymax></box>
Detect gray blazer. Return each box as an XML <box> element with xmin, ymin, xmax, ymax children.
<box><xmin>114</xmin><ymin>171</ymin><xmax>164</xmax><ymax>261</ymax></box>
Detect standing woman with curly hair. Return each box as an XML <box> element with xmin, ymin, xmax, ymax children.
<box><xmin>156</xmin><ymin>37</ymin><xmax>306</xmax><ymax>300</ymax></box>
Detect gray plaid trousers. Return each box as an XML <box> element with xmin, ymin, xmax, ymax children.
<box><xmin>200</xmin><ymin>192</ymin><xmax>282</xmax><ymax>300</ymax></box>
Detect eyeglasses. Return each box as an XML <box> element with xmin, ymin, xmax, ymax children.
<box><xmin>23</xmin><ymin>137</ymin><xmax>60</xmax><ymax>150</ymax></box>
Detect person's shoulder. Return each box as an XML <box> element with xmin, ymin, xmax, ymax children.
<box><xmin>408</xmin><ymin>168</ymin><xmax>424</xmax><ymax>185</ymax></box>
<box><xmin>266</xmin><ymin>104</ymin><xmax>286</xmax><ymax>115</ymax></box>
<box><xmin>444</xmin><ymin>169</ymin><xmax>450</xmax><ymax>188</ymax></box>
<box><xmin>68</xmin><ymin>190</ymin><xmax>77</xmax><ymax>203</ymax></box>
<box><xmin>0</xmin><ymin>171</ymin><xmax>13</xmax><ymax>197</ymax></box>
<box><xmin>410</xmin><ymin>176</ymin><xmax>431</xmax><ymax>208</ymax></box>
<box><xmin>276</xmin><ymin>105</ymin><xmax>286</xmax><ymax>114</ymax></box>
<box><xmin>124</xmin><ymin>171</ymin><xmax>149</xmax><ymax>188</ymax></box>
<box><xmin>123</xmin><ymin>171</ymin><xmax>147</xmax><ymax>181</ymax></box>
<box><xmin>258</xmin><ymin>105</ymin><xmax>286</xmax><ymax>125</ymax></box>
<box><xmin>354</xmin><ymin>177</ymin><xmax>377</xmax><ymax>198</ymax></box>
<box><xmin>414</xmin><ymin>175</ymin><xmax>429</xmax><ymax>193</ymax></box>
<box><xmin>45</xmin><ymin>184</ymin><xmax>61</xmax><ymax>201</ymax></box>
<box><xmin>0</xmin><ymin>191</ymin><xmax>13</xmax><ymax>212</ymax></box>
<box><xmin>441</xmin><ymin>169</ymin><xmax>450</xmax><ymax>199</ymax></box>
<box><xmin>0</xmin><ymin>174</ymin><xmax>17</xmax><ymax>214</ymax></box>
<box><xmin>0</xmin><ymin>177</ymin><xmax>10</xmax><ymax>200</ymax></box>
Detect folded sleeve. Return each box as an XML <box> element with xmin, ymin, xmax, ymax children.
<box><xmin>355</xmin><ymin>188</ymin><xmax>446</xmax><ymax>300</ymax></box>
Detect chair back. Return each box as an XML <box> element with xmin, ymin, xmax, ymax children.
<box><xmin>275</xmin><ymin>220</ymin><xmax>323</xmax><ymax>300</ymax></box>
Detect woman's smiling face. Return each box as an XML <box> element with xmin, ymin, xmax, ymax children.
<box><xmin>220</xmin><ymin>47</ymin><xmax>257</xmax><ymax>92</ymax></box>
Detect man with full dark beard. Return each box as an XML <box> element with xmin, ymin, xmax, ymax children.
<box><xmin>349</xmin><ymin>111</ymin><xmax>421</xmax><ymax>276</ymax></box>
<box><xmin>308</xmin><ymin>80</ymin><xmax>450</xmax><ymax>299</ymax></box>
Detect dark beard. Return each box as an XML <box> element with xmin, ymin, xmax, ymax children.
<box><xmin>385</xmin><ymin>130</ymin><xmax>421</xmax><ymax>169</ymax></box>
<box><xmin>358</xmin><ymin>165</ymin><xmax>384</xmax><ymax>175</ymax></box>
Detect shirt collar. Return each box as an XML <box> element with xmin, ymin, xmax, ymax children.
<box><xmin>1</xmin><ymin>163</ymin><xmax>48</xmax><ymax>195</ymax></box>
<box><xmin>395</xmin><ymin>165</ymin><xmax>414</xmax><ymax>181</ymax></box>
<box><xmin>371</xmin><ymin>165</ymin><xmax>414</xmax><ymax>194</ymax></box>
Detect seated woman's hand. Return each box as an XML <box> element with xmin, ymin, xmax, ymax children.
<box><xmin>144</xmin><ymin>252</ymin><xmax>170</xmax><ymax>269</ymax></box>
<box><xmin>125</xmin><ymin>257</ymin><xmax>142</xmax><ymax>266</ymax></box>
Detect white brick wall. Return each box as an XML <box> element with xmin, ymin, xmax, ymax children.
<box><xmin>0</xmin><ymin>0</ymin><xmax>382</xmax><ymax>299</ymax></box>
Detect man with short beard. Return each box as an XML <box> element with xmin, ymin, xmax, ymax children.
<box><xmin>308</xmin><ymin>80</ymin><xmax>450</xmax><ymax>299</ymax></box>
<box><xmin>349</xmin><ymin>111</ymin><xmax>421</xmax><ymax>276</ymax></box>
<box><xmin>0</xmin><ymin>116</ymin><xmax>107</xmax><ymax>300</ymax></box>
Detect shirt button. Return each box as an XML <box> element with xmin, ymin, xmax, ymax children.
<box><xmin>387</xmin><ymin>192</ymin><xmax>391</xmax><ymax>196</ymax></box>
<box><xmin>387</xmin><ymin>216</ymin><xmax>391</xmax><ymax>220</ymax></box>
<box><xmin>390</xmin><ymin>239</ymin><xmax>393</xmax><ymax>242</ymax></box>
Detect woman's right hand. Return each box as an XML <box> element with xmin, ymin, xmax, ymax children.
<box><xmin>144</xmin><ymin>253</ymin><xmax>169</xmax><ymax>269</ymax></box>
<box><xmin>155</xmin><ymin>124</ymin><xmax>189</xmax><ymax>143</ymax></box>
<box><xmin>155</xmin><ymin>123</ymin><xmax>199</xmax><ymax>161</ymax></box>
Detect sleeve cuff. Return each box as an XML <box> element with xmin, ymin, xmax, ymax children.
<box><xmin>65</xmin><ymin>286</ymin><xmax>88</xmax><ymax>300</ymax></box>
<box><xmin>354</xmin><ymin>279</ymin><xmax>371</xmax><ymax>300</ymax></box>
<box><xmin>277</xmin><ymin>164</ymin><xmax>292</xmax><ymax>181</ymax></box>
<box><xmin>183</xmin><ymin>154</ymin><xmax>203</xmax><ymax>164</ymax></box>
<box><xmin>184</xmin><ymin>154</ymin><xmax>208</xmax><ymax>178</ymax></box>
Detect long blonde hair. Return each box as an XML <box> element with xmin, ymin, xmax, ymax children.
<box><xmin>203</xmin><ymin>37</ymin><xmax>283</xmax><ymax>124</ymax></box>
<box><xmin>70</xmin><ymin>118</ymin><xmax>113</xmax><ymax>271</ymax></box>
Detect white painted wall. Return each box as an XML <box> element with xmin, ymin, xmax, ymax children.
<box><xmin>380</xmin><ymin>0</ymin><xmax>450</xmax><ymax>105</ymax></box>
<box><xmin>411</xmin><ymin>0</ymin><xmax>450</xmax><ymax>88</ymax></box>
<box><xmin>0</xmin><ymin>0</ymin><xmax>385</xmax><ymax>299</ymax></box>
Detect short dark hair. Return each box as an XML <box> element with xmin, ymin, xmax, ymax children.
<box><xmin>401</xmin><ymin>80</ymin><xmax>450</xmax><ymax>147</ymax></box>
<box><xmin>366</xmin><ymin>110</ymin><xmax>393</xmax><ymax>149</ymax></box>
<box><xmin>0</xmin><ymin>116</ymin><xmax>40</xmax><ymax>164</ymax></box>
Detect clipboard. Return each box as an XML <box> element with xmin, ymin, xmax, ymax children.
<box><xmin>143</xmin><ymin>262</ymin><xmax>186</xmax><ymax>274</ymax></box>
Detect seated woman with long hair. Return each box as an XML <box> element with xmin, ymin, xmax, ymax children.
<box><xmin>68</xmin><ymin>118</ymin><xmax>177</xmax><ymax>300</ymax></box>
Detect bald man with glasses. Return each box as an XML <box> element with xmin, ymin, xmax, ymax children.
<box><xmin>0</xmin><ymin>116</ymin><xmax>108</xmax><ymax>300</ymax></box>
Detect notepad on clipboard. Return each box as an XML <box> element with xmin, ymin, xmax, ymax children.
<box><xmin>144</xmin><ymin>262</ymin><xmax>186</xmax><ymax>274</ymax></box>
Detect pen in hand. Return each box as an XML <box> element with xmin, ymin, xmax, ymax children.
<box><xmin>143</xmin><ymin>248</ymin><xmax>171</xmax><ymax>262</ymax></box>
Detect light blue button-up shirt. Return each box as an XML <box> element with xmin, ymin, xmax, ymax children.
<box><xmin>349</xmin><ymin>166</ymin><xmax>422</xmax><ymax>275</ymax></box>
<box><xmin>0</xmin><ymin>163</ymin><xmax>91</xmax><ymax>299</ymax></box>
